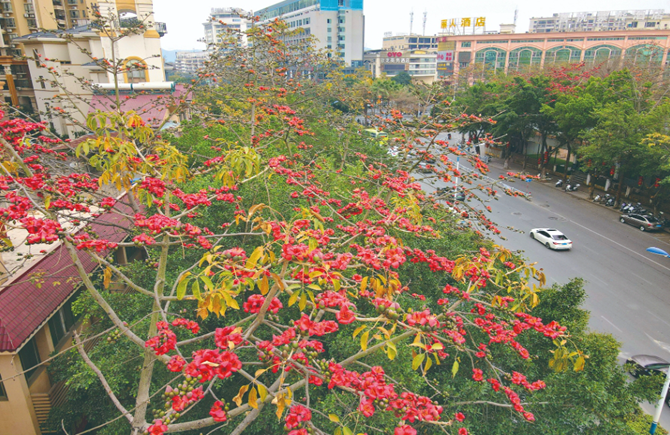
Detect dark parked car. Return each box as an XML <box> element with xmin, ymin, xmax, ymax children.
<box><xmin>620</xmin><ymin>214</ymin><xmax>663</xmax><ymax>232</ymax></box>
<box><xmin>436</xmin><ymin>187</ymin><xmax>466</xmax><ymax>201</ymax></box>
<box><xmin>626</xmin><ymin>354</ymin><xmax>670</xmax><ymax>406</ymax></box>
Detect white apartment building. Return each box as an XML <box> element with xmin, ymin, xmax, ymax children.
<box><xmin>256</xmin><ymin>0</ymin><xmax>364</xmax><ymax>67</ymax></box>
<box><xmin>15</xmin><ymin>0</ymin><xmax>168</xmax><ymax>137</ymax></box>
<box><xmin>174</xmin><ymin>51</ymin><xmax>209</xmax><ymax>75</ymax></box>
<box><xmin>529</xmin><ymin>10</ymin><xmax>670</xmax><ymax>33</ymax></box>
<box><xmin>382</xmin><ymin>34</ymin><xmax>439</xmax><ymax>51</ymax></box>
<box><xmin>203</xmin><ymin>8</ymin><xmax>252</xmax><ymax>48</ymax></box>
<box><xmin>364</xmin><ymin>50</ymin><xmax>438</xmax><ymax>84</ymax></box>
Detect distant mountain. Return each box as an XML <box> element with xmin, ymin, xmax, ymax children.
<box><xmin>162</xmin><ymin>49</ymin><xmax>202</xmax><ymax>63</ymax></box>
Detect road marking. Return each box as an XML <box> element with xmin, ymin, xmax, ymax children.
<box><xmin>588</xmin><ymin>273</ymin><xmax>608</xmax><ymax>286</ymax></box>
<box><xmin>647</xmin><ymin>311</ymin><xmax>670</xmax><ymax>329</ymax></box>
<box><xmin>632</xmin><ymin>272</ymin><xmax>654</xmax><ymax>286</ymax></box>
<box><xmin>645</xmin><ymin>333</ymin><xmax>670</xmax><ymax>354</ymax></box>
<box><xmin>601</xmin><ymin>316</ymin><xmax>623</xmax><ymax>332</ymax></box>
<box><xmin>535</xmin><ymin>208</ymin><xmax>670</xmax><ymax>273</ymax></box>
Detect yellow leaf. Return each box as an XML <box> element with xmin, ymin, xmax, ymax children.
<box><xmin>412</xmin><ymin>353</ymin><xmax>425</xmax><ymax>370</ymax></box>
<box><xmin>329</xmin><ymin>414</ymin><xmax>340</xmax><ymax>423</ymax></box>
<box><xmin>233</xmin><ymin>385</ymin><xmax>249</xmax><ymax>407</ymax></box>
<box><xmin>361</xmin><ymin>276</ymin><xmax>368</xmax><ymax>293</ymax></box>
<box><xmin>386</xmin><ymin>341</ymin><xmax>397</xmax><ymax>360</ymax></box>
<box><xmin>352</xmin><ymin>325</ymin><xmax>366</xmax><ymax>338</ymax></box>
<box><xmin>246</xmin><ymin>246</ymin><xmax>264</xmax><ymax>269</ymax></box>
<box><xmin>258</xmin><ymin>384</ymin><xmax>268</xmax><ymax>402</ymax></box>
<box><xmin>103</xmin><ymin>267</ymin><xmax>112</xmax><ymax>289</ymax></box>
<box><xmin>360</xmin><ymin>330</ymin><xmax>369</xmax><ymax>351</ymax></box>
<box><xmin>424</xmin><ymin>354</ymin><xmax>433</xmax><ymax>372</ymax></box>
<box><xmin>259</xmin><ymin>275</ymin><xmax>270</xmax><ymax>295</ymax></box>
<box><xmin>248</xmin><ymin>386</ymin><xmax>258</xmax><ymax>409</ymax></box>
<box><xmin>574</xmin><ymin>356</ymin><xmax>586</xmax><ymax>372</ymax></box>
<box><xmin>288</xmin><ymin>289</ymin><xmax>300</xmax><ymax>307</ymax></box>
<box><xmin>299</xmin><ymin>291</ymin><xmax>307</xmax><ymax>311</ymax></box>
<box><xmin>451</xmin><ymin>359</ymin><xmax>459</xmax><ymax>378</ymax></box>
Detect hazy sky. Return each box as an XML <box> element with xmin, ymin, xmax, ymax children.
<box><xmin>154</xmin><ymin>1</ymin><xmax>669</xmax><ymax>51</ymax></box>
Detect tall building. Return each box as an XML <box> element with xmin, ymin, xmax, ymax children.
<box><xmin>382</xmin><ymin>34</ymin><xmax>439</xmax><ymax>52</ymax></box>
<box><xmin>203</xmin><ymin>7</ymin><xmax>252</xmax><ymax>48</ymax></box>
<box><xmin>256</xmin><ymin>0</ymin><xmax>365</xmax><ymax>67</ymax></box>
<box><xmin>529</xmin><ymin>10</ymin><xmax>670</xmax><ymax>33</ymax></box>
<box><xmin>174</xmin><ymin>50</ymin><xmax>209</xmax><ymax>75</ymax></box>
<box><xmin>0</xmin><ymin>0</ymin><xmax>98</xmax><ymax>55</ymax></box>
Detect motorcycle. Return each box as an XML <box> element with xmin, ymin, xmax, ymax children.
<box><xmin>657</xmin><ymin>211</ymin><xmax>670</xmax><ymax>228</ymax></box>
<box><xmin>565</xmin><ymin>183</ymin><xmax>580</xmax><ymax>192</ymax></box>
<box><xmin>620</xmin><ymin>202</ymin><xmax>629</xmax><ymax>212</ymax></box>
<box><xmin>593</xmin><ymin>194</ymin><xmax>602</xmax><ymax>203</ymax></box>
<box><xmin>605</xmin><ymin>195</ymin><xmax>615</xmax><ymax>207</ymax></box>
<box><xmin>555</xmin><ymin>179</ymin><xmax>563</xmax><ymax>188</ymax></box>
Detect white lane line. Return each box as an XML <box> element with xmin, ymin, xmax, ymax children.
<box><xmin>588</xmin><ymin>273</ymin><xmax>608</xmax><ymax>286</ymax></box>
<box><xmin>645</xmin><ymin>333</ymin><xmax>670</xmax><ymax>354</ymax></box>
<box><xmin>601</xmin><ymin>316</ymin><xmax>623</xmax><ymax>332</ymax></box>
<box><xmin>535</xmin><ymin>207</ymin><xmax>670</xmax><ymax>273</ymax></box>
<box><xmin>647</xmin><ymin>311</ymin><xmax>670</xmax><ymax>329</ymax></box>
<box><xmin>631</xmin><ymin>272</ymin><xmax>654</xmax><ymax>286</ymax></box>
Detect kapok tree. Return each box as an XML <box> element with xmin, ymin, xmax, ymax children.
<box><xmin>0</xmin><ymin>18</ymin><xmax>585</xmax><ymax>435</ymax></box>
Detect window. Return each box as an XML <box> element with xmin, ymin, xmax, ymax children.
<box><xmin>70</xmin><ymin>10</ymin><xmax>79</xmax><ymax>18</ymax></box>
<box><xmin>18</xmin><ymin>338</ymin><xmax>41</xmax><ymax>385</ymax></box>
<box><xmin>327</xmin><ymin>19</ymin><xmax>331</xmax><ymax>23</ymax></box>
<box><xmin>48</xmin><ymin>301</ymin><xmax>75</xmax><ymax>347</ymax></box>
<box><xmin>645</xmin><ymin>22</ymin><xmax>656</xmax><ymax>28</ymax></box>
<box><xmin>327</xmin><ymin>27</ymin><xmax>331</xmax><ymax>32</ymax></box>
<box><xmin>0</xmin><ymin>373</ymin><xmax>7</xmax><ymax>400</ymax></box>
<box><xmin>461</xmin><ymin>41</ymin><xmax>471</xmax><ymax>48</ymax></box>
<box><xmin>24</xmin><ymin>3</ymin><xmax>34</xmax><ymax>13</ymax></box>
<box><xmin>125</xmin><ymin>59</ymin><xmax>147</xmax><ymax>83</ymax></box>
<box><xmin>1</xmin><ymin>2</ymin><xmax>11</xmax><ymax>12</ymax></box>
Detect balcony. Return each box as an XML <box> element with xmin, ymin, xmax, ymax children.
<box><xmin>31</xmin><ymin>380</ymin><xmax>69</xmax><ymax>432</ymax></box>
<box><xmin>156</xmin><ymin>21</ymin><xmax>167</xmax><ymax>37</ymax></box>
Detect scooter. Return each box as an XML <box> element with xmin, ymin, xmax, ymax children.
<box><xmin>605</xmin><ymin>195</ymin><xmax>615</xmax><ymax>207</ymax></box>
<box><xmin>555</xmin><ymin>179</ymin><xmax>563</xmax><ymax>188</ymax></box>
<box><xmin>620</xmin><ymin>202</ymin><xmax>628</xmax><ymax>212</ymax></box>
<box><xmin>593</xmin><ymin>194</ymin><xmax>602</xmax><ymax>203</ymax></box>
<box><xmin>565</xmin><ymin>183</ymin><xmax>580</xmax><ymax>192</ymax></box>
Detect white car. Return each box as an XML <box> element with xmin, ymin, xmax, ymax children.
<box><xmin>529</xmin><ymin>228</ymin><xmax>573</xmax><ymax>250</ymax></box>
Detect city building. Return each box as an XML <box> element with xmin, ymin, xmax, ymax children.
<box><xmin>0</xmin><ymin>198</ymin><xmax>136</xmax><ymax>435</ymax></box>
<box><xmin>382</xmin><ymin>33</ymin><xmax>439</xmax><ymax>52</ymax></box>
<box><xmin>435</xmin><ymin>28</ymin><xmax>670</xmax><ymax>78</ymax></box>
<box><xmin>174</xmin><ymin>50</ymin><xmax>209</xmax><ymax>75</ymax></box>
<box><xmin>364</xmin><ymin>49</ymin><xmax>438</xmax><ymax>84</ymax></box>
<box><xmin>0</xmin><ymin>0</ymin><xmax>98</xmax><ymax>56</ymax></box>
<box><xmin>529</xmin><ymin>10</ymin><xmax>670</xmax><ymax>33</ymax></box>
<box><xmin>14</xmin><ymin>0</ymin><xmax>169</xmax><ymax>137</ymax></box>
<box><xmin>256</xmin><ymin>0</ymin><xmax>364</xmax><ymax>67</ymax></box>
<box><xmin>202</xmin><ymin>7</ymin><xmax>252</xmax><ymax>48</ymax></box>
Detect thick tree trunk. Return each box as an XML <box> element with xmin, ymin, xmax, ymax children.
<box><xmin>562</xmin><ymin>144</ymin><xmax>571</xmax><ymax>184</ymax></box>
<box><xmin>589</xmin><ymin>180</ymin><xmax>595</xmax><ymax>199</ymax></box>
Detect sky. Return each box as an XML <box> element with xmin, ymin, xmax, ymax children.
<box><xmin>154</xmin><ymin>0</ymin><xmax>669</xmax><ymax>51</ymax></box>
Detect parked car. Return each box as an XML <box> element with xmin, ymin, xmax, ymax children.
<box><xmin>529</xmin><ymin>228</ymin><xmax>573</xmax><ymax>250</ymax></box>
<box><xmin>625</xmin><ymin>354</ymin><xmax>670</xmax><ymax>407</ymax></box>
<box><xmin>437</xmin><ymin>187</ymin><xmax>466</xmax><ymax>201</ymax></box>
<box><xmin>417</xmin><ymin>158</ymin><xmax>436</xmax><ymax>173</ymax></box>
<box><xmin>619</xmin><ymin>214</ymin><xmax>663</xmax><ymax>232</ymax></box>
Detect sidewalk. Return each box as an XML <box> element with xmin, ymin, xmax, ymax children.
<box><xmin>487</xmin><ymin>157</ymin><xmax>670</xmax><ymax>235</ymax></box>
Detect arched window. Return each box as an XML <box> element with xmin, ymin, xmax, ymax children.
<box><xmin>583</xmin><ymin>45</ymin><xmax>622</xmax><ymax>64</ymax></box>
<box><xmin>125</xmin><ymin>59</ymin><xmax>147</xmax><ymax>83</ymax></box>
<box><xmin>474</xmin><ymin>48</ymin><xmax>506</xmax><ymax>73</ymax></box>
<box><xmin>507</xmin><ymin>46</ymin><xmax>542</xmax><ymax>72</ymax></box>
<box><xmin>544</xmin><ymin>46</ymin><xmax>581</xmax><ymax>65</ymax></box>
<box><xmin>624</xmin><ymin>44</ymin><xmax>664</xmax><ymax>65</ymax></box>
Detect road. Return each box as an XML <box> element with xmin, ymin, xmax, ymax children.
<box><xmin>415</xmin><ymin>136</ymin><xmax>670</xmax><ymax>425</ymax></box>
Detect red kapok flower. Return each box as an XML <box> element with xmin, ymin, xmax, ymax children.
<box><xmin>394</xmin><ymin>425</ymin><xmax>417</xmax><ymax>435</ymax></box>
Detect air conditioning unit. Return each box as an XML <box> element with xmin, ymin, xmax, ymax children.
<box><xmin>4</xmin><ymin>13</ymin><xmax>11</xmax><ymax>17</ymax></box>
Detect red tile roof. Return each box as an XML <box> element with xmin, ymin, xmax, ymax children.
<box><xmin>0</xmin><ymin>202</ymin><xmax>134</xmax><ymax>352</ymax></box>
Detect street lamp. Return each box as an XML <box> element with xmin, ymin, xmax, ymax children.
<box><xmin>647</xmin><ymin>246</ymin><xmax>670</xmax><ymax>434</ymax></box>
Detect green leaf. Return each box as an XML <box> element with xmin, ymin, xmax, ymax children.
<box><xmin>200</xmin><ymin>275</ymin><xmax>214</xmax><ymax>292</ymax></box>
<box><xmin>412</xmin><ymin>353</ymin><xmax>425</xmax><ymax>371</ymax></box>
<box><xmin>176</xmin><ymin>277</ymin><xmax>189</xmax><ymax>300</ymax></box>
<box><xmin>192</xmin><ymin>280</ymin><xmax>201</xmax><ymax>300</ymax></box>
<box><xmin>360</xmin><ymin>330</ymin><xmax>370</xmax><ymax>351</ymax></box>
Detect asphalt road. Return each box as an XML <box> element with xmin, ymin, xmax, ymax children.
<box><xmin>415</xmin><ymin>135</ymin><xmax>670</xmax><ymax>425</ymax></box>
